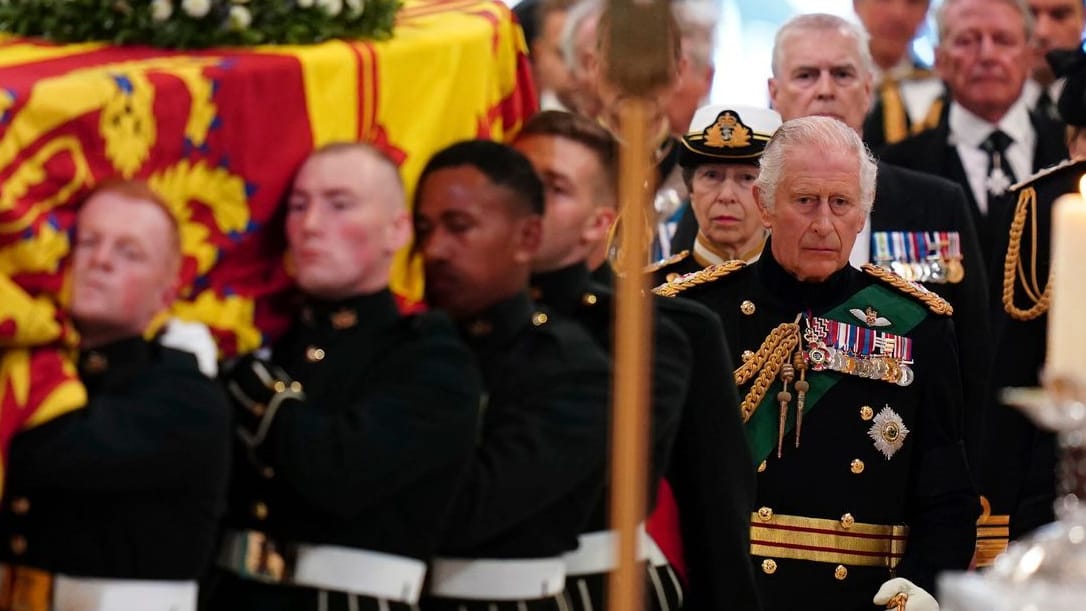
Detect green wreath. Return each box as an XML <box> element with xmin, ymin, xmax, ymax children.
<box><xmin>0</xmin><ymin>0</ymin><xmax>401</xmax><ymax>49</ymax></box>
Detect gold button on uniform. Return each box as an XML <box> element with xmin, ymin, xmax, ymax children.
<box><xmin>742</xmin><ymin>350</ymin><xmax>755</xmax><ymax>362</ymax></box>
<box><xmin>757</xmin><ymin>506</ymin><xmax>773</xmax><ymax>521</ymax></box>
<box><xmin>834</xmin><ymin>565</ymin><xmax>848</xmax><ymax>580</ymax></box>
<box><xmin>10</xmin><ymin>497</ymin><xmax>29</xmax><ymax>515</ymax></box>
<box><xmin>252</xmin><ymin>501</ymin><xmax>269</xmax><ymax>521</ymax></box>
<box><xmin>532</xmin><ymin>312</ymin><xmax>549</xmax><ymax>326</ymax></box>
<box><xmin>10</xmin><ymin>535</ymin><xmax>26</xmax><ymax>556</ymax></box>
<box><xmin>860</xmin><ymin>405</ymin><xmax>874</xmax><ymax>421</ymax></box>
<box><xmin>582</xmin><ymin>293</ymin><xmax>598</xmax><ymax>306</ymax></box>
<box><xmin>850</xmin><ymin>459</ymin><xmax>865</xmax><ymax>474</ymax></box>
<box><xmin>740</xmin><ymin>300</ymin><xmax>756</xmax><ymax>316</ymax></box>
<box><xmin>757</xmin><ymin>460</ymin><xmax>767</xmax><ymax>473</ymax></box>
<box><xmin>305</xmin><ymin>346</ymin><xmax>325</xmax><ymax>362</ymax></box>
<box><xmin>84</xmin><ymin>352</ymin><xmax>108</xmax><ymax>374</ymax></box>
<box><xmin>261</xmin><ymin>467</ymin><xmax>275</xmax><ymax>479</ymax></box>
<box><xmin>665</xmin><ymin>272</ymin><xmax>680</xmax><ymax>283</ymax></box>
<box><xmin>761</xmin><ymin>559</ymin><xmax>777</xmax><ymax>574</ymax></box>
<box><xmin>840</xmin><ymin>513</ymin><xmax>855</xmax><ymax>529</ymax></box>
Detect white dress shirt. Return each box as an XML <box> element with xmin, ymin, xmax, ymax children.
<box><xmin>947</xmin><ymin>98</ymin><xmax>1035</xmax><ymax>214</ymax></box>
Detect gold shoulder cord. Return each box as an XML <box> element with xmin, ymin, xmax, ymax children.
<box><xmin>733</xmin><ymin>321</ymin><xmax>801</xmax><ymax>423</ymax></box>
<box><xmin>651</xmin><ymin>260</ymin><xmax>746</xmax><ymax>297</ymax></box>
<box><xmin>861</xmin><ymin>264</ymin><xmax>954</xmax><ymax>316</ymax></box>
<box><xmin>1001</xmin><ymin>186</ymin><xmax>1052</xmax><ymax>321</ymax></box>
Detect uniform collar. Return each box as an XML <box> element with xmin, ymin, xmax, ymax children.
<box><xmin>754</xmin><ymin>237</ymin><xmax>854</xmax><ymax>311</ymax></box>
<box><xmin>299</xmin><ymin>289</ymin><xmax>400</xmax><ymax>333</ymax></box>
<box><xmin>458</xmin><ymin>291</ymin><xmax>538</xmax><ymax>351</ymax></box>
<box><xmin>79</xmin><ymin>336</ymin><xmax>154</xmax><ymax>388</ymax></box>
<box><xmin>531</xmin><ymin>263</ymin><xmax>596</xmax><ymax>317</ymax></box>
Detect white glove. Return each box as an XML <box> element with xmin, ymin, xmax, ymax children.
<box><xmin>159</xmin><ymin>318</ymin><xmax>219</xmax><ymax>377</ymax></box>
<box><xmin>873</xmin><ymin>577</ymin><xmax>939</xmax><ymax>611</ymax></box>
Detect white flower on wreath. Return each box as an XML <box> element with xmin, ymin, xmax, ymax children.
<box><xmin>316</xmin><ymin>0</ymin><xmax>342</xmax><ymax>16</ymax></box>
<box><xmin>181</xmin><ymin>0</ymin><xmax>210</xmax><ymax>18</ymax></box>
<box><xmin>297</xmin><ymin>0</ymin><xmax>315</xmax><ymax>8</ymax></box>
<box><xmin>344</xmin><ymin>0</ymin><xmax>364</xmax><ymax>16</ymax></box>
<box><xmin>150</xmin><ymin>0</ymin><xmax>173</xmax><ymax>22</ymax></box>
<box><xmin>228</xmin><ymin>4</ymin><xmax>251</xmax><ymax>29</ymax></box>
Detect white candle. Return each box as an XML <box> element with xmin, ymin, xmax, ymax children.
<box><xmin>1047</xmin><ymin>181</ymin><xmax>1086</xmax><ymax>385</ymax></box>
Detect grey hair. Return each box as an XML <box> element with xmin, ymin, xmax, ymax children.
<box><xmin>936</xmin><ymin>0</ymin><xmax>1033</xmax><ymax>42</ymax></box>
<box><xmin>755</xmin><ymin>116</ymin><xmax>878</xmax><ymax>214</ymax></box>
<box><xmin>673</xmin><ymin>0</ymin><xmax>719</xmax><ymax>69</ymax></box>
<box><xmin>561</xmin><ymin>0</ymin><xmax>602</xmax><ymax>71</ymax></box>
<box><xmin>771</xmin><ymin>13</ymin><xmax>875</xmax><ymax>78</ymax></box>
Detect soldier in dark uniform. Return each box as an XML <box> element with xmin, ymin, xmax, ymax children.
<box><xmin>648</xmin><ymin>104</ymin><xmax>781</xmax><ymax>286</ymax></box>
<box><xmin>205</xmin><ymin>143</ymin><xmax>481</xmax><ymax>611</ymax></box>
<box><xmin>514</xmin><ymin>110</ymin><xmax>690</xmax><ymax>611</ymax></box>
<box><xmin>981</xmin><ymin>44</ymin><xmax>1086</xmax><ymax>559</ymax></box>
<box><xmin>514</xmin><ymin>110</ymin><xmax>760</xmax><ymax>611</ymax></box>
<box><xmin>655</xmin><ymin>117</ymin><xmax>978</xmax><ymax>611</ymax></box>
<box><xmin>0</xmin><ymin>181</ymin><xmax>231</xmax><ymax>611</ymax></box>
<box><xmin>413</xmin><ymin>140</ymin><xmax>612</xmax><ymax>611</ymax></box>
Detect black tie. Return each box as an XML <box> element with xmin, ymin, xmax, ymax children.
<box><xmin>979</xmin><ymin>129</ymin><xmax>1016</xmax><ymax>217</ymax></box>
<box><xmin>1037</xmin><ymin>89</ymin><xmax>1060</xmax><ymax>122</ymax></box>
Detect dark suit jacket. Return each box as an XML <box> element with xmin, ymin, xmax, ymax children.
<box><xmin>879</xmin><ymin>106</ymin><xmax>1067</xmax><ymax>268</ymax></box>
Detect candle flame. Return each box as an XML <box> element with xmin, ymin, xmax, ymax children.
<box><xmin>1079</xmin><ymin>174</ymin><xmax>1086</xmax><ymax>198</ymax></box>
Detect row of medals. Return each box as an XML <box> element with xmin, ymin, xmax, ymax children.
<box><xmin>878</xmin><ymin>256</ymin><xmax>964</xmax><ymax>285</ymax></box>
<box><xmin>802</xmin><ymin>328</ymin><xmax>915</xmax><ymax>387</ymax></box>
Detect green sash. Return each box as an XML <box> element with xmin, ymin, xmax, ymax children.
<box><xmin>745</xmin><ymin>284</ymin><xmax>929</xmax><ymax>464</ymax></box>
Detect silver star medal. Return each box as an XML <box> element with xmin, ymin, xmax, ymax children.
<box><xmin>868</xmin><ymin>405</ymin><xmax>910</xmax><ymax>459</ymax></box>
<box><xmin>985</xmin><ymin>167</ymin><xmax>1012</xmax><ymax>197</ymax></box>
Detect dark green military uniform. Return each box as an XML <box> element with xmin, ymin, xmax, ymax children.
<box><xmin>207</xmin><ymin>289</ymin><xmax>481</xmax><ymax>611</ymax></box>
<box><xmin>983</xmin><ymin>159</ymin><xmax>1086</xmax><ymax>547</ymax></box>
<box><xmin>423</xmin><ymin>291</ymin><xmax>611</xmax><ymax>611</ymax></box>
<box><xmin>656</xmin><ymin>244</ymin><xmax>978</xmax><ymax>611</ymax></box>
<box><xmin>0</xmin><ymin>338</ymin><xmax>231</xmax><ymax>581</ymax></box>
<box><xmin>530</xmin><ymin>263</ymin><xmax>689</xmax><ymax>611</ymax></box>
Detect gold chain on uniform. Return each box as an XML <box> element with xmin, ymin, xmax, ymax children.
<box><xmin>1001</xmin><ymin>186</ymin><xmax>1052</xmax><ymax>321</ymax></box>
<box><xmin>734</xmin><ymin>321</ymin><xmax>801</xmax><ymax>423</ymax></box>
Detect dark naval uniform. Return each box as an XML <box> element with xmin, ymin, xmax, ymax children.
<box><xmin>0</xmin><ymin>338</ymin><xmax>231</xmax><ymax>607</ymax></box>
<box><xmin>207</xmin><ymin>290</ymin><xmax>480</xmax><ymax>611</ymax></box>
<box><xmin>424</xmin><ymin>292</ymin><xmax>611</xmax><ymax>611</ymax></box>
<box><xmin>981</xmin><ymin>159</ymin><xmax>1086</xmax><ymax>558</ymax></box>
<box><xmin>530</xmin><ymin>263</ymin><xmax>689</xmax><ymax>611</ymax></box>
<box><xmin>655</xmin><ymin>245</ymin><xmax>978</xmax><ymax>611</ymax></box>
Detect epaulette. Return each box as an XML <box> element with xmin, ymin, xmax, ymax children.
<box><xmin>1010</xmin><ymin>158</ymin><xmax>1086</xmax><ymax>192</ymax></box>
<box><xmin>642</xmin><ymin>250</ymin><xmax>690</xmax><ymax>274</ymax></box>
<box><xmin>652</xmin><ymin>260</ymin><xmax>746</xmax><ymax>297</ymax></box>
<box><xmin>862</xmin><ymin>263</ymin><xmax>954</xmax><ymax>316</ymax></box>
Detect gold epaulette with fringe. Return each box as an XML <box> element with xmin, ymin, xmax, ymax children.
<box><xmin>652</xmin><ymin>260</ymin><xmax>746</xmax><ymax>297</ymax></box>
<box><xmin>642</xmin><ymin>250</ymin><xmax>690</xmax><ymax>274</ymax></box>
<box><xmin>862</xmin><ymin>263</ymin><xmax>954</xmax><ymax>316</ymax></box>
<box><xmin>1009</xmin><ymin>157</ymin><xmax>1086</xmax><ymax>192</ymax></box>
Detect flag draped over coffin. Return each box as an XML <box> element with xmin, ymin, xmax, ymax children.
<box><xmin>0</xmin><ymin>0</ymin><xmax>538</xmax><ymax>495</ymax></box>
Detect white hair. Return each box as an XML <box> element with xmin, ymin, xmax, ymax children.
<box><xmin>755</xmin><ymin>116</ymin><xmax>878</xmax><ymax>214</ymax></box>
<box><xmin>561</xmin><ymin>0</ymin><xmax>602</xmax><ymax>71</ymax></box>
<box><xmin>935</xmin><ymin>0</ymin><xmax>1033</xmax><ymax>42</ymax></box>
<box><xmin>771</xmin><ymin>13</ymin><xmax>875</xmax><ymax>78</ymax></box>
<box><xmin>673</xmin><ymin>0</ymin><xmax>719</xmax><ymax>69</ymax></box>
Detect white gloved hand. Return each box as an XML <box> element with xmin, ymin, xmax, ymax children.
<box><xmin>873</xmin><ymin>577</ymin><xmax>939</xmax><ymax>611</ymax></box>
<box><xmin>159</xmin><ymin>318</ymin><xmax>219</xmax><ymax>377</ymax></box>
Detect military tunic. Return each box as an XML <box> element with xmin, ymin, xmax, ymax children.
<box><xmin>424</xmin><ymin>292</ymin><xmax>611</xmax><ymax>611</ymax></box>
<box><xmin>207</xmin><ymin>289</ymin><xmax>481</xmax><ymax>611</ymax></box>
<box><xmin>0</xmin><ymin>338</ymin><xmax>231</xmax><ymax>580</ymax></box>
<box><xmin>658</xmin><ymin>246</ymin><xmax>978</xmax><ymax>611</ymax></box>
<box><xmin>530</xmin><ymin>264</ymin><xmax>689</xmax><ymax>611</ymax></box>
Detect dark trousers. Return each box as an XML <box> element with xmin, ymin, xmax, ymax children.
<box><xmin>203</xmin><ymin>570</ymin><xmax>417</xmax><ymax>611</ymax></box>
<box><xmin>564</xmin><ymin>564</ymin><xmax>684</xmax><ymax>611</ymax></box>
<box><xmin>419</xmin><ymin>593</ymin><xmax>573</xmax><ymax>611</ymax></box>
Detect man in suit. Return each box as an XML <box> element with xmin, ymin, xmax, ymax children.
<box><xmin>1023</xmin><ymin>0</ymin><xmax>1085</xmax><ymax>120</ymax></box>
<box><xmin>0</xmin><ymin>180</ymin><xmax>231</xmax><ymax>611</ymax></box>
<box><xmin>855</xmin><ymin>0</ymin><xmax>947</xmax><ymax>151</ymax></box>
<box><xmin>880</xmin><ymin>0</ymin><xmax>1068</xmax><ymax>266</ymax></box>
<box><xmin>767</xmin><ymin>12</ymin><xmax>992</xmax><ymax>474</ymax></box>
<box><xmin>206</xmin><ymin>144</ymin><xmax>482</xmax><ymax>611</ymax></box>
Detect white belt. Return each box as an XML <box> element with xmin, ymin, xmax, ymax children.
<box><xmin>217</xmin><ymin>530</ymin><xmax>426</xmax><ymax>604</ymax></box>
<box><xmin>562</xmin><ymin>525</ymin><xmax>657</xmax><ymax>576</ymax></box>
<box><xmin>52</xmin><ymin>576</ymin><xmax>197</xmax><ymax>611</ymax></box>
<box><xmin>428</xmin><ymin>557</ymin><xmax>565</xmax><ymax>600</ymax></box>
